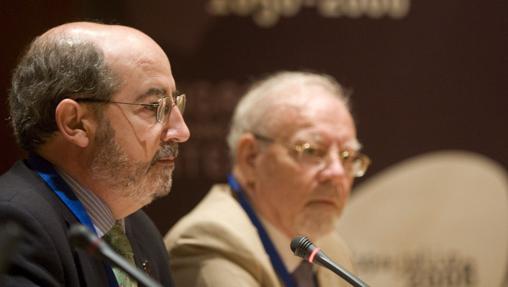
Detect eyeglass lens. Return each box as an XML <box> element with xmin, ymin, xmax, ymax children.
<box><xmin>296</xmin><ymin>145</ymin><xmax>368</xmax><ymax>177</ymax></box>
<box><xmin>156</xmin><ymin>94</ymin><xmax>186</xmax><ymax>123</ymax></box>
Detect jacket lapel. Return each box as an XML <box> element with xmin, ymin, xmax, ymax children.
<box><xmin>19</xmin><ymin>161</ymin><xmax>112</xmax><ymax>287</ymax></box>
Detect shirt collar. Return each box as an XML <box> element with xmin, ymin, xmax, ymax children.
<box><xmin>57</xmin><ymin>169</ymin><xmax>116</xmax><ymax>237</ymax></box>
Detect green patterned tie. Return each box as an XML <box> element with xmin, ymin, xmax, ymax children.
<box><xmin>103</xmin><ymin>221</ymin><xmax>138</xmax><ymax>287</ymax></box>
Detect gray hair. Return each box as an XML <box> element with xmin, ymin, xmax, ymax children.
<box><xmin>8</xmin><ymin>33</ymin><xmax>120</xmax><ymax>151</ymax></box>
<box><xmin>227</xmin><ymin>71</ymin><xmax>350</xmax><ymax>162</ymax></box>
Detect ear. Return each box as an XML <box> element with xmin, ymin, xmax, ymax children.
<box><xmin>54</xmin><ymin>99</ymin><xmax>94</xmax><ymax>148</ymax></box>
<box><xmin>235</xmin><ymin>133</ymin><xmax>261</xmax><ymax>185</ymax></box>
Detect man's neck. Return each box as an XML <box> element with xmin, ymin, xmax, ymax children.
<box><xmin>36</xmin><ymin>148</ymin><xmax>135</xmax><ymax>220</ymax></box>
<box><xmin>260</xmin><ymin>216</ymin><xmax>302</xmax><ymax>273</ymax></box>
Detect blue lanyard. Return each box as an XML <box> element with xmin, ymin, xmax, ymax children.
<box><xmin>26</xmin><ymin>154</ymin><xmax>95</xmax><ymax>232</ymax></box>
<box><xmin>26</xmin><ymin>154</ymin><xmax>118</xmax><ymax>287</ymax></box>
<box><xmin>228</xmin><ymin>175</ymin><xmax>296</xmax><ymax>287</ymax></box>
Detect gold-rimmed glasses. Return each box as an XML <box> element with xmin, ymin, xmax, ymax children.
<box><xmin>253</xmin><ymin>133</ymin><xmax>371</xmax><ymax>177</ymax></box>
<box><xmin>76</xmin><ymin>90</ymin><xmax>186</xmax><ymax>124</ymax></box>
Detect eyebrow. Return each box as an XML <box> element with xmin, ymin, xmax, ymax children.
<box><xmin>134</xmin><ymin>88</ymin><xmax>168</xmax><ymax>102</ymax></box>
<box><xmin>345</xmin><ymin>139</ymin><xmax>362</xmax><ymax>151</ymax></box>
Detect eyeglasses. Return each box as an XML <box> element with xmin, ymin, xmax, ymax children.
<box><xmin>253</xmin><ymin>133</ymin><xmax>371</xmax><ymax>177</ymax></box>
<box><xmin>76</xmin><ymin>91</ymin><xmax>186</xmax><ymax>124</ymax></box>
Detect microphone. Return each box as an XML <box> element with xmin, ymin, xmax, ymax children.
<box><xmin>68</xmin><ymin>224</ymin><xmax>163</xmax><ymax>287</ymax></box>
<box><xmin>290</xmin><ymin>236</ymin><xmax>369</xmax><ymax>287</ymax></box>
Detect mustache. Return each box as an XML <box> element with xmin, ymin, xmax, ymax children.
<box><xmin>151</xmin><ymin>143</ymin><xmax>179</xmax><ymax>164</ymax></box>
<box><xmin>314</xmin><ymin>184</ymin><xmax>343</xmax><ymax>200</ymax></box>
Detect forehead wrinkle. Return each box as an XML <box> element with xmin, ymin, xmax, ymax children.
<box><xmin>261</xmin><ymin>104</ymin><xmax>308</xmax><ymax>140</ymax></box>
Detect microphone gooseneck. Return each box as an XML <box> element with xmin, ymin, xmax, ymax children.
<box><xmin>68</xmin><ymin>224</ymin><xmax>163</xmax><ymax>287</ymax></box>
<box><xmin>68</xmin><ymin>224</ymin><xmax>107</xmax><ymax>254</ymax></box>
<box><xmin>290</xmin><ymin>236</ymin><xmax>370</xmax><ymax>287</ymax></box>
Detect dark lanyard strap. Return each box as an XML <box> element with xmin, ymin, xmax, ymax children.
<box><xmin>26</xmin><ymin>154</ymin><xmax>119</xmax><ymax>287</ymax></box>
<box><xmin>228</xmin><ymin>175</ymin><xmax>296</xmax><ymax>287</ymax></box>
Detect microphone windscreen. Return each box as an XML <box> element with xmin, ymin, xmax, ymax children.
<box><xmin>290</xmin><ymin>235</ymin><xmax>313</xmax><ymax>258</ymax></box>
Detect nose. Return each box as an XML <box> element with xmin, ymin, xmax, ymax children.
<box><xmin>161</xmin><ymin>107</ymin><xmax>190</xmax><ymax>143</ymax></box>
<box><xmin>316</xmin><ymin>151</ymin><xmax>348</xmax><ymax>184</ymax></box>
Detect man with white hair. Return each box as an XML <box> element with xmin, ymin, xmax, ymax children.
<box><xmin>165</xmin><ymin>71</ymin><xmax>370</xmax><ymax>287</ymax></box>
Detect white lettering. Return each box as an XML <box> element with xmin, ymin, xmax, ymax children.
<box><xmin>207</xmin><ymin>0</ymin><xmax>411</xmax><ymax>27</ymax></box>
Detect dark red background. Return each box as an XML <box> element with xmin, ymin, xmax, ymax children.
<box><xmin>1</xmin><ymin>0</ymin><xmax>506</xmax><ymax>234</ymax></box>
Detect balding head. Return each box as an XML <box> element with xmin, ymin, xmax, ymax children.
<box><xmin>42</xmin><ymin>22</ymin><xmax>156</xmax><ymax>48</ymax></box>
<box><xmin>41</xmin><ymin>22</ymin><xmax>171</xmax><ymax>78</ymax></box>
<box><xmin>8</xmin><ymin>21</ymin><xmax>171</xmax><ymax>151</ymax></box>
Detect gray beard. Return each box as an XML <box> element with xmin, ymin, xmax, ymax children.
<box><xmin>89</xmin><ymin>119</ymin><xmax>174</xmax><ymax>205</ymax></box>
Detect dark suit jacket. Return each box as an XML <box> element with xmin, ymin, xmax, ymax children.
<box><xmin>0</xmin><ymin>160</ymin><xmax>173</xmax><ymax>286</ymax></box>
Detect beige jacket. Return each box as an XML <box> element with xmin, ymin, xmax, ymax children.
<box><xmin>165</xmin><ymin>184</ymin><xmax>355</xmax><ymax>287</ymax></box>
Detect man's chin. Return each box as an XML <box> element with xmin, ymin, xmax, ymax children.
<box><xmin>128</xmin><ymin>170</ymin><xmax>172</xmax><ymax>206</ymax></box>
<box><xmin>148</xmin><ymin>175</ymin><xmax>173</xmax><ymax>200</ymax></box>
<box><xmin>295</xmin><ymin>212</ymin><xmax>337</xmax><ymax>240</ymax></box>
<box><xmin>129</xmin><ymin>184</ymin><xmax>171</xmax><ymax>208</ymax></box>
<box><xmin>153</xmin><ymin>185</ymin><xmax>172</xmax><ymax>199</ymax></box>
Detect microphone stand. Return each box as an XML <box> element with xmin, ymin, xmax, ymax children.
<box><xmin>314</xmin><ymin>251</ymin><xmax>369</xmax><ymax>287</ymax></box>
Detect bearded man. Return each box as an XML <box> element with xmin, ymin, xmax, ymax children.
<box><xmin>0</xmin><ymin>21</ymin><xmax>189</xmax><ymax>286</ymax></box>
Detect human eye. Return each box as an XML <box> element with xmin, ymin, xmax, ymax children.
<box><xmin>340</xmin><ymin>150</ymin><xmax>351</xmax><ymax>160</ymax></box>
<box><xmin>340</xmin><ymin>150</ymin><xmax>361</xmax><ymax>164</ymax></box>
<box><xmin>298</xmin><ymin>143</ymin><xmax>327</xmax><ymax>158</ymax></box>
<box><xmin>143</xmin><ymin>102</ymin><xmax>159</xmax><ymax>112</ymax></box>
